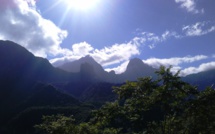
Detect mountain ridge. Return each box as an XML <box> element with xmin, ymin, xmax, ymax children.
<box><xmin>58</xmin><ymin>55</ymin><xmax>157</xmax><ymax>83</ymax></box>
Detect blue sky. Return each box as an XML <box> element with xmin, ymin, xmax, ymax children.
<box><xmin>0</xmin><ymin>0</ymin><xmax>215</xmax><ymax>76</ymax></box>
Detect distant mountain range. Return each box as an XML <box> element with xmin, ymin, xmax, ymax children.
<box><xmin>1</xmin><ymin>40</ymin><xmax>214</xmax><ymax>100</ymax></box>
<box><xmin>58</xmin><ymin>53</ymin><xmax>215</xmax><ymax>90</ymax></box>
<box><xmin>59</xmin><ymin>55</ymin><xmax>157</xmax><ymax>83</ymax></box>
<box><xmin>0</xmin><ymin>40</ymin><xmax>215</xmax><ymax>133</ymax></box>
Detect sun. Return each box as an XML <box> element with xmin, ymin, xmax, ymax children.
<box><xmin>65</xmin><ymin>0</ymin><xmax>99</xmax><ymax>11</ymax></box>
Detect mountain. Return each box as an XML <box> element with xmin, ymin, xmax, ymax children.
<box><xmin>58</xmin><ymin>56</ymin><xmax>157</xmax><ymax>83</ymax></box>
<box><xmin>59</xmin><ymin>55</ymin><xmax>101</xmax><ymax>73</ymax></box>
<box><xmin>0</xmin><ymin>41</ymin><xmax>93</xmax><ymax>134</ymax></box>
<box><xmin>0</xmin><ymin>40</ymin><xmax>76</xmax><ymax>105</ymax></box>
<box><xmin>119</xmin><ymin>58</ymin><xmax>157</xmax><ymax>81</ymax></box>
<box><xmin>183</xmin><ymin>68</ymin><xmax>215</xmax><ymax>90</ymax></box>
<box><xmin>0</xmin><ymin>40</ymin><xmax>75</xmax><ymax>84</ymax></box>
<box><xmin>59</xmin><ymin>55</ymin><xmax>107</xmax><ymax>81</ymax></box>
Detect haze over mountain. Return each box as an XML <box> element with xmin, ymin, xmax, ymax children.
<box><xmin>59</xmin><ymin>55</ymin><xmax>107</xmax><ymax>81</ymax></box>
<box><xmin>58</xmin><ymin>55</ymin><xmax>157</xmax><ymax>83</ymax></box>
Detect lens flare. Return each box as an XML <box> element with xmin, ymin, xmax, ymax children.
<box><xmin>65</xmin><ymin>0</ymin><xmax>99</xmax><ymax>11</ymax></box>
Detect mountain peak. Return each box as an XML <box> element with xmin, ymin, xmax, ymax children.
<box><xmin>79</xmin><ymin>55</ymin><xmax>97</xmax><ymax>63</ymax></box>
<box><xmin>126</xmin><ymin>58</ymin><xmax>145</xmax><ymax>71</ymax></box>
<box><xmin>122</xmin><ymin>58</ymin><xmax>156</xmax><ymax>80</ymax></box>
<box><xmin>59</xmin><ymin>55</ymin><xmax>106</xmax><ymax>75</ymax></box>
<box><xmin>128</xmin><ymin>58</ymin><xmax>143</xmax><ymax>65</ymax></box>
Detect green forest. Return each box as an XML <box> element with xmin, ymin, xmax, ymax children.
<box><xmin>34</xmin><ymin>66</ymin><xmax>215</xmax><ymax>134</ymax></box>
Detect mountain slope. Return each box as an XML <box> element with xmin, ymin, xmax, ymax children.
<box><xmin>0</xmin><ymin>40</ymin><xmax>73</xmax><ymax>83</ymax></box>
<box><xmin>183</xmin><ymin>69</ymin><xmax>215</xmax><ymax>90</ymax></box>
<box><xmin>0</xmin><ymin>40</ymin><xmax>93</xmax><ymax>134</ymax></box>
<box><xmin>0</xmin><ymin>40</ymin><xmax>76</xmax><ymax>106</ymax></box>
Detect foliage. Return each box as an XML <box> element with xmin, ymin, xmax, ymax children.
<box><xmin>36</xmin><ymin>66</ymin><xmax>215</xmax><ymax>134</ymax></box>
<box><xmin>35</xmin><ymin>114</ymin><xmax>76</xmax><ymax>134</ymax></box>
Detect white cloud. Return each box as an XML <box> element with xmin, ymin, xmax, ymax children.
<box><xmin>50</xmin><ymin>40</ymin><xmax>140</xmax><ymax>67</ymax></box>
<box><xmin>92</xmin><ymin>41</ymin><xmax>140</xmax><ymax>67</ymax></box>
<box><xmin>140</xmin><ymin>31</ymin><xmax>180</xmax><ymax>49</ymax></box>
<box><xmin>175</xmin><ymin>0</ymin><xmax>204</xmax><ymax>14</ymax></box>
<box><xmin>49</xmin><ymin>55</ymin><xmax>81</xmax><ymax>67</ymax></box>
<box><xmin>105</xmin><ymin>61</ymin><xmax>129</xmax><ymax>74</ymax></box>
<box><xmin>182</xmin><ymin>22</ymin><xmax>215</xmax><ymax>36</ymax></box>
<box><xmin>181</xmin><ymin>62</ymin><xmax>215</xmax><ymax>76</ymax></box>
<box><xmin>142</xmin><ymin>55</ymin><xmax>208</xmax><ymax>69</ymax></box>
<box><xmin>72</xmin><ymin>42</ymin><xmax>94</xmax><ymax>56</ymax></box>
<box><xmin>0</xmin><ymin>0</ymin><xmax>68</xmax><ymax>57</ymax></box>
<box><xmin>141</xmin><ymin>55</ymin><xmax>215</xmax><ymax>76</ymax></box>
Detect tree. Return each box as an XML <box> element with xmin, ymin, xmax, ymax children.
<box><xmin>35</xmin><ymin>114</ymin><xmax>76</xmax><ymax>134</ymax></box>
<box><xmin>92</xmin><ymin>66</ymin><xmax>200</xmax><ymax>133</ymax></box>
<box><xmin>36</xmin><ymin>66</ymin><xmax>215</xmax><ymax>134</ymax></box>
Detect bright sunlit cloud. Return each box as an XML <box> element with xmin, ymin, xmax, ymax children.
<box><xmin>65</xmin><ymin>0</ymin><xmax>99</xmax><ymax>11</ymax></box>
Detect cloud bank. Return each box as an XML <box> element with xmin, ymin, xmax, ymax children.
<box><xmin>105</xmin><ymin>55</ymin><xmax>214</xmax><ymax>76</ymax></box>
<box><xmin>0</xmin><ymin>0</ymin><xmax>68</xmax><ymax>57</ymax></box>
<box><xmin>50</xmin><ymin>39</ymin><xmax>141</xmax><ymax>67</ymax></box>
<box><xmin>180</xmin><ymin>62</ymin><xmax>215</xmax><ymax>76</ymax></box>
<box><xmin>142</xmin><ymin>55</ymin><xmax>210</xmax><ymax>76</ymax></box>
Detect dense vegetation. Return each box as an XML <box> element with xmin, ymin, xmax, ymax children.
<box><xmin>35</xmin><ymin>66</ymin><xmax>215</xmax><ymax>134</ymax></box>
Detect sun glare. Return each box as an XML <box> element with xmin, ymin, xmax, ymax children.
<box><xmin>65</xmin><ymin>0</ymin><xmax>99</xmax><ymax>11</ymax></box>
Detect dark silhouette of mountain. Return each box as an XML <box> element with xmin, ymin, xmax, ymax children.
<box><xmin>0</xmin><ymin>40</ymin><xmax>93</xmax><ymax>134</ymax></box>
<box><xmin>183</xmin><ymin>69</ymin><xmax>215</xmax><ymax>90</ymax></box>
<box><xmin>0</xmin><ymin>40</ymin><xmax>77</xmax><ymax>107</ymax></box>
<box><xmin>58</xmin><ymin>56</ymin><xmax>157</xmax><ymax>83</ymax></box>
<box><xmin>59</xmin><ymin>55</ymin><xmax>107</xmax><ymax>81</ymax></box>
<box><xmin>0</xmin><ymin>40</ymin><xmax>74</xmax><ymax>83</ymax></box>
<box><xmin>119</xmin><ymin>58</ymin><xmax>157</xmax><ymax>81</ymax></box>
